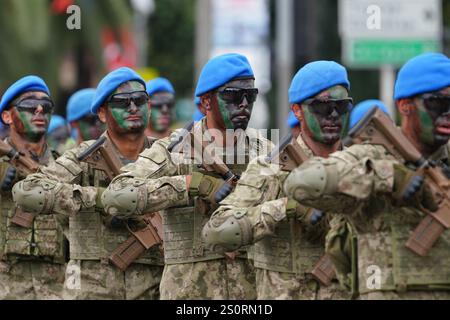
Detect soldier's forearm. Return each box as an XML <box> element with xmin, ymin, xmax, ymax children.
<box><xmin>102</xmin><ymin>175</ymin><xmax>189</xmax><ymax>218</ymax></box>
<box><xmin>202</xmin><ymin>197</ymin><xmax>288</xmax><ymax>252</ymax></box>
<box><xmin>13</xmin><ymin>176</ymin><xmax>98</xmax><ymax>217</ymax></box>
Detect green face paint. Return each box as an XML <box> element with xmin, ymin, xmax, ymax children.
<box><xmin>417</xmin><ymin>103</ymin><xmax>435</xmax><ymax>145</ymax></box>
<box><xmin>302</xmin><ymin>85</ymin><xmax>350</xmax><ymax>144</ymax></box>
<box><xmin>217</xmin><ymin>95</ymin><xmax>235</xmax><ymax>129</ymax></box>
<box><xmin>111</xmin><ymin>103</ymin><xmax>149</xmax><ymax>131</ymax></box>
<box><xmin>10</xmin><ymin>91</ymin><xmax>52</xmax><ymax>142</ymax></box>
<box><xmin>214</xmin><ymin>79</ymin><xmax>256</xmax><ymax>130</ymax></box>
<box><xmin>13</xmin><ymin>106</ymin><xmax>51</xmax><ymax>142</ymax></box>
<box><xmin>78</xmin><ymin>116</ymin><xmax>105</xmax><ymax>141</ymax></box>
<box><xmin>107</xmin><ymin>81</ymin><xmax>149</xmax><ymax>133</ymax></box>
<box><xmin>149</xmin><ymin>92</ymin><xmax>174</xmax><ymax>133</ymax></box>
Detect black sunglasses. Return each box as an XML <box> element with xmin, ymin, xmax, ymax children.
<box><xmin>150</xmin><ymin>97</ymin><xmax>175</xmax><ymax>109</ymax></box>
<box><xmin>303</xmin><ymin>98</ymin><xmax>353</xmax><ymax>116</ymax></box>
<box><xmin>418</xmin><ymin>93</ymin><xmax>450</xmax><ymax>116</ymax></box>
<box><xmin>217</xmin><ymin>88</ymin><xmax>259</xmax><ymax>104</ymax></box>
<box><xmin>14</xmin><ymin>98</ymin><xmax>54</xmax><ymax>114</ymax></box>
<box><xmin>107</xmin><ymin>91</ymin><xmax>149</xmax><ymax>109</ymax></box>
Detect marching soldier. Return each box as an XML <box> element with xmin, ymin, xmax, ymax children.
<box><xmin>145</xmin><ymin>77</ymin><xmax>176</xmax><ymax>139</ymax></box>
<box><xmin>202</xmin><ymin>61</ymin><xmax>354</xmax><ymax>299</ymax></box>
<box><xmin>13</xmin><ymin>67</ymin><xmax>163</xmax><ymax>299</ymax></box>
<box><xmin>0</xmin><ymin>75</ymin><xmax>65</xmax><ymax>299</ymax></box>
<box><xmin>284</xmin><ymin>52</ymin><xmax>450</xmax><ymax>299</ymax></box>
<box><xmin>102</xmin><ymin>53</ymin><xmax>273</xmax><ymax>299</ymax></box>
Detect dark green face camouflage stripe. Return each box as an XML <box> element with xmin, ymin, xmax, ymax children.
<box><xmin>302</xmin><ymin>85</ymin><xmax>350</xmax><ymax>143</ymax></box>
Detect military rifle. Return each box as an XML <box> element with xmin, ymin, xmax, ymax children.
<box><xmin>346</xmin><ymin>106</ymin><xmax>450</xmax><ymax>256</ymax></box>
<box><xmin>77</xmin><ymin>135</ymin><xmax>164</xmax><ymax>271</ymax></box>
<box><xmin>268</xmin><ymin>133</ymin><xmax>337</xmax><ymax>286</ymax></box>
<box><xmin>0</xmin><ymin>140</ymin><xmax>41</xmax><ymax>228</ymax></box>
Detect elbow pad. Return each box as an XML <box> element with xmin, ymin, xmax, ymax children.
<box><xmin>202</xmin><ymin>214</ymin><xmax>252</xmax><ymax>252</ymax></box>
<box><xmin>102</xmin><ymin>178</ymin><xmax>148</xmax><ymax>218</ymax></box>
<box><xmin>12</xmin><ymin>180</ymin><xmax>56</xmax><ymax>214</ymax></box>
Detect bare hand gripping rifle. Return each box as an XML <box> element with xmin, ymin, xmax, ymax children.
<box><xmin>346</xmin><ymin>106</ymin><xmax>450</xmax><ymax>257</ymax></box>
<box><xmin>268</xmin><ymin>133</ymin><xmax>337</xmax><ymax>286</ymax></box>
<box><xmin>78</xmin><ymin>135</ymin><xmax>164</xmax><ymax>271</ymax></box>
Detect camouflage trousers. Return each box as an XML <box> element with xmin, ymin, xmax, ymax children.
<box><xmin>62</xmin><ymin>260</ymin><xmax>163</xmax><ymax>300</ymax></box>
<box><xmin>0</xmin><ymin>259</ymin><xmax>66</xmax><ymax>300</ymax></box>
<box><xmin>359</xmin><ymin>290</ymin><xmax>450</xmax><ymax>300</ymax></box>
<box><xmin>160</xmin><ymin>258</ymin><xmax>256</xmax><ymax>300</ymax></box>
<box><xmin>255</xmin><ymin>269</ymin><xmax>351</xmax><ymax>300</ymax></box>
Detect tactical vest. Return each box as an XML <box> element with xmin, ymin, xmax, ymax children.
<box><xmin>356</xmin><ymin>207</ymin><xmax>450</xmax><ymax>294</ymax></box>
<box><xmin>251</xmin><ymin>136</ymin><xmax>325</xmax><ymax>274</ymax></box>
<box><xmin>1</xmin><ymin>155</ymin><xmax>66</xmax><ymax>264</ymax></box>
<box><xmin>162</xmin><ymin>129</ymin><xmax>269</xmax><ymax>265</ymax></box>
<box><xmin>68</xmin><ymin>139</ymin><xmax>164</xmax><ymax>266</ymax></box>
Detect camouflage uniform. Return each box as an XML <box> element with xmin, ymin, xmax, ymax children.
<box><xmin>203</xmin><ymin>135</ymin><xmax>351</xmax><ymax>300</ymax></box>
<box><xmin>16</xmin><ymin>133</ymin><xmax>163</xmax><ymax>300</ymax></box>
<box><xmin>0</xmin><ymin>140</ymin><xmax>66</xmax><ymax>300</ymax></box>
<box><xmin>286</xmin><ymin>142</ymin><xmax>450</xmax><ymax>299</ymax></box>
<box><xmin>104</xmin><ymin>119</ymin><xmax>273</xmax><ymax>299</ymax></box>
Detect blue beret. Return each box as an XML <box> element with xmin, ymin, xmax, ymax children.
<box><xmin>91</xmin><ymin>67</ymin><xmax>146</xmax><ymax>114</ymax></box>
<box><xmin>288</xmin><ymin>61</ymin><xmax>350</xmax><ymax>104</ymax></box>
<box><xmin>48</xmin><ymin>115</ymin><xmax>67</xmax><ymax>134</ymax></box>
<box><xmin>192</xmin><ymin>108</ymin><xmax>205</xmax><ymax>121</ymax></box>
<box><xmin>195</xmin><ymin>53</ymin><xmax>254</xmax><ymax>97</ymax></box>
<box><xmin>194</xmin><ymin>96</ymin><xmax>201</xmax><ymax>106</ymax></box>
<box><xmin>67</xmin><ymin>88</ymin><xmax>96</xmax><ymax>122</ymax></box>
<box><xmin>394</xmin><ymin>53</ymin><xmax>450</xmax><ymax>100</ymax></box>
<box><xmin>147</xmin><ymin>77</ymin><xmax>175</xmax><ymax>96</ymax></box>
<box><xmin>350</xmin><ymin>99</ymin><xmax>391</xmax><ymax>129</ymax></box>
<box><xmin>0</xmin><ymin>75</ymin><xmax>50</xmax><ymax>124</ymax></box>
<box><xmin>287</xmin><ymin>111</ymin><xmax>300</xmax><ymax>128</ymax></box>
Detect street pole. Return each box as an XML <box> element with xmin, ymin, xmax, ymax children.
<box><xmin>380</xmin><ymin>64</ymin><xmax>396</xmax><ymax>122</ymax></box>
<box><xmin>276</xmin><ymin>0</ymin><xmax>294</xmax><ymax>137</ymax></box>
<box><xmin>195</xmin><ymin>0</ymin><xmax>211</xmax><ymax>84</ymax></box>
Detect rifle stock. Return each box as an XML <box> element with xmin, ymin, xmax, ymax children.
<box><xmin>347</xmin><ymin>106</ymin><xmax>450</xmax><ymax>256</ymax></box>
<box><xmin>78</xmin><ymin>135</ymin><xmax>165</xmax><ymax>270</ymax></box>
<box><xmin>267</xmin><ymin>133</ymin><xmax>310</xmax><ymax>171</ymax></box>
<box><xmin>269</xmin><ymin>133</ymin><xmax>336</xmax><ymax>285</ymax></box>
<box><xmin>0</xmin><ymin>139</ymin><xmax>39</xmax><ymax>175</ymax></box>
<box><xmin>77</xmin><ymin>136</ymin><xmax>122</xmax><ymax>181</ymax></box>
<box><xmin>0</xmin><ymin>140</ymin><xmax>40</xmax><ymax>228</ymax></box>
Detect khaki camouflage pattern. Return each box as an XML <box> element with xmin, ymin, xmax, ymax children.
<box><xmin>205</xmin><ymin>135</ymin><xmax>350</xmax><ymax>299</ymax></box>
<box><xmin>16</xmin><ymin>133</ymin><xmax>164</xmax><ymax>299</ymax></box>
<box><xmin>63</xmin><ymin>260</ymin><xmax>163</xmax><ymax>300</ymax></box>
<box><xmin>0</xmin><ymin>260</ymin><xmax>66</xmax><ymax>300</ymax></box>
<box><xmin>106</xmin><ymin>119</ymin><xmax>273</xmax><ymax>299</ymax></box>
<box><xmin>159</xmin><ymin>258</ymin><xmax>256</xmax><ymax>300</ymax></box>
<box><xmin>0</xmin><ymin>142</ymin><xmax>67</xmax><ymax>299</ymax></box>
<box><xmin>256</xmin><ymin>269</ymin><xmax>349</xmax><ymax>300</ymax></box>
<box><xmin>291</xmin><ymin>141</ymin><xmax>450</xmax><ymax>299</ymax></box>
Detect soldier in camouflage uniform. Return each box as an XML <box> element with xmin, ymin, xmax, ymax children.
<box><xmin>102</xmin><ymin>53</ymin><xmax>273</xmax><ymax>299</ymax></box>
<box><xmin>13</xmin><ymin>67</ymin><xmax>163</xmax><ymax>299</ymax></box>
<box><xmin>284</xmin><ymin>53</ymin><xmax>450</xmax><ymax>299</ymax></box>
<box><xmin>202</xmin><ymin>61</ymin><xmax>354</xmax><ymax>300</ymax></box>
<box><xmin>0</xmin><ymin>75</ymin><xmax>65</xmax><ymax>299</ymax></box>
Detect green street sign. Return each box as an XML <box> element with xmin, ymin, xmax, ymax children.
<box><xmin>344</xmin><ymin>39</ymin><xmax>440</xmax><ymax>68</ymax></box>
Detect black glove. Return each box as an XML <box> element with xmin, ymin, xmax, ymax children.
<box><xmin>214</xmin><ymin>182</ymin><xmax>234</xmax><ymax>203</ymax></box>
<box><xmin>1</xmin><ymin>165</ymin><xmax>16</xmax><ymax>192</ymax></box>
<box><xmin>393</xmin><ymin>164</ymin><xmax>424</xmax><ymax>202</ymax></box>
<box><xmin>310</xmin><ymin>209</ymin><xmax>324</xmax><ymax>225</ymax></box>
